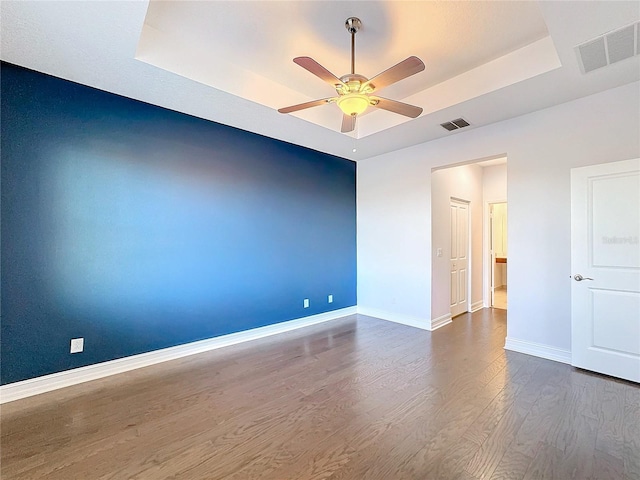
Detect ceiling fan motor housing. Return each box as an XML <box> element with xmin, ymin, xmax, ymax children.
<box><xmin>337</xmin><ymin>74</ymin><xmax>371</xmax><ymax>94</ymax></box>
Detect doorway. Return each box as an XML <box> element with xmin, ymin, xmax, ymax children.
<box><xmin>431</xmin><ymin>157</ymin><xmax>506</xmax><ymax>329</ymax></box>
<box><xmin>490</xmin><ymin>202</ymin><xmax>508</xmax><ymax>309</ymax></box>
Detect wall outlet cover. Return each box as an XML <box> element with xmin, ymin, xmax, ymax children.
<box><xmin>70</xmin><ymin>338</ymin><xmax>84</xmax><ymax>354</ymax></box>
<box><xmin>303</xmin><ymin>299</ymin><xmax>310</xmax><ymax>308</ymax></box>
<box><xmin>328</xmin><ymin>295</ymin><xmax>333</xmax><ymax>303</ymax></box>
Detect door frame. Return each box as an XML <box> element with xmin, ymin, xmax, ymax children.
<box><xmin>484</xmin><ymin>198</ymin><xmax>507</xmax><ymax>307</ymax></box>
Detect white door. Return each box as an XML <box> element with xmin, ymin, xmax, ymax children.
<box><xmin>571</xmin><ymin>158</ymin><xmax>640</xmax><ymax>383</ymax></box>
<box><xmin>450</xmin><ymin>199</ymin><xmax>469</xmax><ymax>317</ymax></box>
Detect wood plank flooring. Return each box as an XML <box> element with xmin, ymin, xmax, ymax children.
<box><xmin>2</xmin><ymin>309</ymin><xmax>639</xmax><ymax>479</ymax></box>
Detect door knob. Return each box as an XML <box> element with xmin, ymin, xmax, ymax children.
<box><xmin>573</xmin><ymin>274</ymin><xmax>594</xmax><ymax>281</ymax></box>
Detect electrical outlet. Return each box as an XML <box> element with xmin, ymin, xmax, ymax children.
<box><xmin>328</xmin><ymin>295</ymin><xmax>333</xmax><ymax>303</ymax></box>
<box><xmin>303</xmin><ymin>298</ymin><xmax>309</xmax><ymax>308</ymax></box>
<box><xmin>70</xmin><ymin>337</ymin><xmax>84</xmax><ymax>354</ymax></box>
<box><xmin>437</xmin><ymin>248</ymin><xmax>443</xmax><ymax>257</ymax></box>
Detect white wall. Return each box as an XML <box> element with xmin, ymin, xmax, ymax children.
<box><xmin>357</xmin><ymin>81</ymin><xmax>640</xmax><ymax>352</ymax></box>
<box><xmin>431</xmin><ymin>164</ymin><xmax>483</xmax><ymax>321</ymax></box>
<box><xmin>357</xmin><ymin>156</ymin><xmax>432</xmax><ymax>329</ymax></box>
<box><xmin>483</xmin><ymin>164</ymin><xmax>507</xmax><ymax>202</ymax></box>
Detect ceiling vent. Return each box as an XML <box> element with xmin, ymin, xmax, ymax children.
<box><xmin>576</xmin><ymin>22</ymin><xmax>639</xmax><ymax>74</ymax></box>
<box><xmin>440</xmin><ymin>118</ymin><xmax>470</xmax><ymax>132</ymax></box>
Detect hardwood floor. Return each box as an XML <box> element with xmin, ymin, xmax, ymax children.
<box><xmin>2</xmin><ymin>309</ymin><xmax>639</xmax><ymax>479</ymax></box>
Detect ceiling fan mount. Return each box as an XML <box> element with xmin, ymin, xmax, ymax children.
<box><xmin>345</xmin><ymin>16</ymin><xmax>362</xmax><ymax>35</ymax></box>
<box><xmin>278</xmin><ymin>17</ymin><xmax>425</xmax><ymax>133</ymax></box>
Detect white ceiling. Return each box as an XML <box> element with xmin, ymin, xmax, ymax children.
<box><xmin>2</xmin><ymin>1</ymin><xmax>639</xmax><ymax>161</ymax></box>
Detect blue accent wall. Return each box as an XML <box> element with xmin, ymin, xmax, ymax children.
<box><xmin>1</xmin><ymin>63</ymin><xmax>356</xmax><ymax>385</ymax></box>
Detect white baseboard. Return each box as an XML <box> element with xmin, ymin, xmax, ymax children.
<box><xmin>0</xmin><ymin>307</ymin><xmax>357</xmax><ymax>404</ymax></box>
<box><xmin>357</xmin><ymin>307</ymin><xmax>431</xmax><ymax>331</ymax></box>
<box><xmin>431</xmin><ymin>313</ymin><xmax>452</xmax><ymax>330</ymax></box>
<box><xmin>470</xmin><ymin>301</ymin><xmax>484</xmax><ymax>313</ymax></box>
<box><xmin>504</xmin><ymin>337</ymin><xmax>571</xmax><ymax>364</ymax></box>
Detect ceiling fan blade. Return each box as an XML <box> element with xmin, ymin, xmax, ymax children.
<box><xmin>278</xmin><ymin>98</ymin><xmax>335</xmax><ymax>114</ymax></box>
<box><xmin>370</xmin><ymin>97</ymin><xmax>423</xmax><ymax>118</ymax></box>
<box><xmin>341</xmin><ymin>114</ymin><xmax>356</xmax><ymax>133</ymax></box>
<box><xmin>364</xmin><ymin>56</ymin><xmax>425</xmax><ymax>92</ymax></box>
<box><xmin>294</xmin><ymin>57</ymin><xmax>346</xmax><ymax>88</ymax></box>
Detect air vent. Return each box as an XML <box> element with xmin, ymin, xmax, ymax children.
<box><xmin>577</xmin><ymin>22</ymin><xmax>639</xmax><ymax>73</ymax></box>
<box><xmin>607</xmin><ymin>24</ymin><xmax>636</xmax><ymax>64</ymax></box>
<box><xmin>452</xmin><ymin>118</ymin><xmax>470</xmax><ymax>128</ymax></box>
<box><xmin>440</xmin><ymin>117</ymin><xmax>471</xmax><ymax>132</ymax></box>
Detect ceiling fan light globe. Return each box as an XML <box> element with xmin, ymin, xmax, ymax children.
<box><xmin>337</xmin><ymin>93</ymin><xmax>369</xmax><ymax>116</ymax></box>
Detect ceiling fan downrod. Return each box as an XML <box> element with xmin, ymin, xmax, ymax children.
<box><xmin>345</xmin><ymin>17</ymin><xmax>361</xmax><ymax>75</ymax></box>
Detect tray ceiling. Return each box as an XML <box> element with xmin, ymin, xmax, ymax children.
<box><xmin>2</xmin><ymin>1</ymin><xmax>639</xmax><ymax>160</ymax></box>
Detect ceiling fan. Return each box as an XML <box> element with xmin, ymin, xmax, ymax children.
<box><xmin>278</xmin><ymin>17</ymin><xmax>425</xmax><ymax>133</ymax></box>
